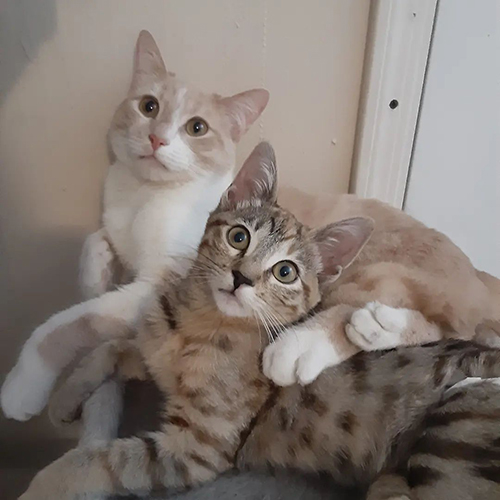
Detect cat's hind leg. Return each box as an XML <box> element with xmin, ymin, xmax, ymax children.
<box><xmin>346</xmin><ymin>302</ymin><xmax>442</xmax><ymax>351</ymax></box>
<box><xmin>1</xmin><ymin>280</ymin><xmax>153</xmax><ymax>422</ymax></box>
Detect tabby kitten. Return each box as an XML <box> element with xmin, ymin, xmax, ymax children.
<box><xmin>1</xmin><ymin>30</ymin><xmax>268</xmax><ymax>439</ymax></box>
<box><xmin>21</xmin><ymin>143</ymin><xmax>500</xmax><ymax>500</ymax></box>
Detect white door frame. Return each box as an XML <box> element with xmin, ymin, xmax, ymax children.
<box><xmin>350</xmin><ymin>0</ymin><xmax>438</xmax><ymax>208</ymax></box>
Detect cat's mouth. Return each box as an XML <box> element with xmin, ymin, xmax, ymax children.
<box><xmin>213</xmin><ymin>287</ymin><xmax>249</xmax><ymax>318</ymax></box>
<box><xmin>139</xmin><ymin>154</ymin><xmax>166</xmax><ymax>168</ymax></box>
<box><xmin>140</xmin><ymin>154</ymin><xmax>160</xmax><ymax>161</ymax></box>
<box><xmin>218</xmin><ymin>288</ymin><xmax>241</xmax><ymax>301</ymax></box>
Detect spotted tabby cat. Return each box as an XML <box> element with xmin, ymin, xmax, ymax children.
<box><xmin>22</xmin><ymin>144</ymin><xmax>500</xmax><ymax>500</ymax></box>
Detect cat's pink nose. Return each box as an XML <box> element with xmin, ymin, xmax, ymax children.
<box><xmin>149</xmin><ymin>134</ymin><xmax>168</xmax><ymax>151</ymax></box>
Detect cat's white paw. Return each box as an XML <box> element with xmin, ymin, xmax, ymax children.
<box><xmin>346</xmin><ymin>302</ymin><xmax>409</xmax><ymax>351</ymax></box>
<box><xmin>263</xmin><ymin>326</ymin><xmax>341</xmax><ymax>386</ymax></box>
<box><xmin>446</xmin><ymin>377</ymin><xmax>500</xmax><ymax>397</ymax></box>
<box><xmin>1</xmin><ymin>357</ymin><xmax>54</xmax><ymax>421</ymax></box>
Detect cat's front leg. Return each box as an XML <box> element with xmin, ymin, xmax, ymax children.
<box><xmin>263</xmin><ymin>304</ymin><xmax>359</xmax><ymax>386</ymax></box>
<box><xmin>1</xmin><ymin>280</ymin><xmax>153</xmax><ymax>421</ymax></box>
<box><xmin>20</xmin><ymin>424</ymin><xmax>233</xmax><ymax>499</ymax></box>
<box><xmin>79</xmin><ymin>228</ymin><xmax>119</xmax><ymax>299</ymax></box>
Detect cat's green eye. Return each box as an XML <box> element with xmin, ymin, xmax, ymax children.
<box><xmin>139</xmin><ymin>96</ymin><xmax>159</xmax><ymax>118</ymax></box>
<box><xmin>272</xmin><ymin>261</ymin><xmax>298</xmax><ymax>284</ymax></box>
<box><xmin>186</xmin><ymin>117</ymin><xmax>209</xmax><ymax>137</ymax></box>
<box><xmin>227</xmin><ymin>226</ymin><xmax>250</xmax><ymax>251</ymax></box>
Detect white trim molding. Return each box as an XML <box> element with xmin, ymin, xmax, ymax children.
<box><xmin>350</xmin><ymin>0</ymin><xmax>438</xmax><ymax>208</ymax></box>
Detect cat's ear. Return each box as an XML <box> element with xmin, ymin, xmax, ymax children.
<box><xmin>129</xmin><ymin>30</ymin><xmax>167</xmax><ymax>93</ymax></box>
<box><xmin>312</xmin><ymin>217</ymin><xmax>374</xmax><ymax>276</ymax></box>
<box><xmin>219</xmin><ymin>142</ymin><xmax>277</xmax><ymax>210</ymax></box>
<box><xmin>219</xmin><ymin>89</ymin><xmax>270</xmax><ymax>142</ymax></box>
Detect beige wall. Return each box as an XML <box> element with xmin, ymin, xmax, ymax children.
<box><xmin>0</xmin><ymin>0</ymin><xmax>370</xmax><ymax>442</ymax></box>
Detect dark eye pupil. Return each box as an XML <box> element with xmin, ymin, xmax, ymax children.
<box><xmin>280</xmin><ymin>266</ymin><xmax>291</xmax><ymax>277</ymax></box>
<box><xmin>193</xmin><ymin>121</ymin><xmax>203</xmax><ymax>133</ymax></box>
<box><xmin>146</xmin><ymin>101</ymin><xmax>156</xmax><ymax>112</ymax></box>
<box><xmin>233</xmin><ymin>232</ymin><xmax>246</xmax><ymax>243</ymax></box>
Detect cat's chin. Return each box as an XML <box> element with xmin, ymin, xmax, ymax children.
<box><xmin>133</xmin><ymin>157</ymin><xmax>191</xmax><ymax>183</ymax></box>
<box><xmin>212</xmin><ymin>289</ymin><xmax>251</xmax><ymax>318</ymax></box>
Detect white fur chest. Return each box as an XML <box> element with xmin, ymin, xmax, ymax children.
<box><xmin>103</xmin><ymin>161</ymin><xmax>232</xmax><ymax>280</ymax></box>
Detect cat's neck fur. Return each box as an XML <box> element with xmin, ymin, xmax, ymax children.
<box><xmin>140</xmin><ymin>273</ymin><xmax>268</xmax><ymax>406</ymax></box>
<box><xmin>103</xmin><ymin>160</ymin><xmax>233</xmax><ymax>281</ymax></box>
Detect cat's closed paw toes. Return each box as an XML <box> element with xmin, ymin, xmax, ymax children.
<box><xmin>80</xmin><ymin>230</ymin><xmax>116</xmax><ymax>299</ymax></box>
<box><xmin>346</xmin><ymin>302</ymin><xmax>409</xmax><ymax>351</ymax></box>
<box><xmin>263</xmin><ymin>326</ymin><xmax>340</xmax><ymax>386</ymax></box>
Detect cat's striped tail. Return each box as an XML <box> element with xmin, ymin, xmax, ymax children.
<box><xmin>20</xmin><ymin>430</ymin><xmax>232</xmax><ymax>499</ymax></box>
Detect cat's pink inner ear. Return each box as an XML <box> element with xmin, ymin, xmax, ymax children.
<box><xmin>219</xmin><ymin>89</ymin><xmax>270</xmax><ymax>142</ymax></box>
<box><xmin>129</xmin><ymin>30</ymin><xmax>167</xmax><ymax>93</ymax></box>
<box><xmin>313</xmin><ymin>217</ymin><xmax>374</xmax><ymax>275</ymax></box>
<box><xmin>220</xmin><ymin>142</ymin><xmax>277</xmax><ymax>209</ymax></box>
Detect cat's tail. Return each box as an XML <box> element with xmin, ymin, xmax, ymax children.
<box><xmin>20</xmin><ymin>428</ymin><xmax>230</xmax><ymax>499</ymax></box>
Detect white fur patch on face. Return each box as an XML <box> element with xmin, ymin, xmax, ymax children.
<box><xmin>263</xmin><ymin>325</ymin><xmax>341</xmax><ymax>386</ymax></box>
<box><xmin>154</xmin><ymin>134</ymin><xmax>198</xmax><ymax>174</ymax></box>
<box><xmin>212</xmin><ymin>282</ymin><xmax>255</xmax><ymax>318</ymax></box>
<box><xmin>346</xmin><ymin>302</ymin><xmax>409</xmax><ymax>351</ymax></box>
<box><xmin>213</xmin><ymin>289</ymin><xmax>247</xmax><ymax>317</ymax></box>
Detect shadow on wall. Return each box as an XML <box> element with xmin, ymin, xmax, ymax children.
<box><xmin>0</xmin><ymin>0</ymin><xmax>57</xmax><ymax>106</ymax></box>
<box><xmin>0</xmin><ymin>0</ymin><xmax>73</xmax><ymax>446</ymax></box>
<box><xmin>0</xmin><ymin>0</ymin><xmax>59</xmax><ymax>355</ymax></box>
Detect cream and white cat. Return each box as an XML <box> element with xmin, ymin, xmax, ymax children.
<box><xmin>0</xmin><ymin>31</ymin><xmax>269</xmax><ymax>440</ymax></box>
